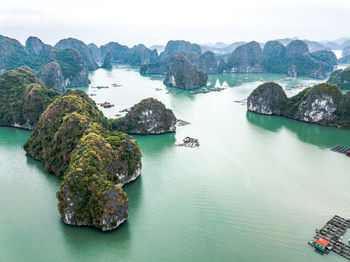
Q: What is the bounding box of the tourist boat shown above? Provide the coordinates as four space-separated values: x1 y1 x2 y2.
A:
100 102 114 108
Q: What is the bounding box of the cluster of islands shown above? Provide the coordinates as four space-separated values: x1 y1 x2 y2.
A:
1 34 350 231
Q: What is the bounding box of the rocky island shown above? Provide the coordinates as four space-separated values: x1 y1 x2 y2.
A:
223 40 337 78
101 52 112 69
327 67 350 89
0 67 60 130
0 35 91 88
247 82 350 128
110 98 177 134
197 51 219 74
226 41 265 73
24 90 142 231
163 55 208 89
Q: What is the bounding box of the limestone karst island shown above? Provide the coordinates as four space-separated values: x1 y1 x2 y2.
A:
1 0 350 261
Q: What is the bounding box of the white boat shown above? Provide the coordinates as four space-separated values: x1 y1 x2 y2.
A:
214 79 221 88
222 81 229 88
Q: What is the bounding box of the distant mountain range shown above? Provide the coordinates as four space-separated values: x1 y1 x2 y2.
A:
1 34 350 90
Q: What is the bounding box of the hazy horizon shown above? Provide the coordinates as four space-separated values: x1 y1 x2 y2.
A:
1 0 350 48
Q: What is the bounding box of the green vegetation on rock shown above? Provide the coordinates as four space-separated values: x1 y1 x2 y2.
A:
55 38 99 70
50 48 89 86
327 67 350 90
110 98 177 134
163 55 207 89
0 68 60 129
248 82 350 128
24 89 142 231
0 35 91 88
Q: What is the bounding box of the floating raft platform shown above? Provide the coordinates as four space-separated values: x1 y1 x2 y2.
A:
309 215 350 260
176 137 199 148
331 145 350 156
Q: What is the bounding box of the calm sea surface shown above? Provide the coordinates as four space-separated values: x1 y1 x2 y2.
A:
1 66 350 261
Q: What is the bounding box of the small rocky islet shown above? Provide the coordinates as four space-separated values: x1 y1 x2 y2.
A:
163 55 208 90
110 97 177 134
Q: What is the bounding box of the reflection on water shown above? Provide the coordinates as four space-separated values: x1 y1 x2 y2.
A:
246 111 350 148
134 133 176 155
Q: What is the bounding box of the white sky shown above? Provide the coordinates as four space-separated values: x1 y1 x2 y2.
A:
0 0 350 47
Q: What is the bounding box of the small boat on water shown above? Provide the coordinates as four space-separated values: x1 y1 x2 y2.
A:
92 86 109 89
214 79 221 88
99 102 114 108
222 81 229 88
119 108 130 113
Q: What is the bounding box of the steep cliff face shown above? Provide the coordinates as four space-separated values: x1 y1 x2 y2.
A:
163 55 207 90
0 35 92 87
293 84 342 123
101 52 112 69
25 36 52 56
55 38 99 70
247 82 287 115
0 68 60 130
88 43 102 63
286 40 309 58
100 42 130 63
40 61 66 93
0 35 37 72
160 40 202 64
197 51 219 74
110 98 177 134
263 41 287 74
218 59 226 73
247 82 350 128
226 41 265 73
285 40 336 78
140 62 169 75
327 67 350 89
24 90 142 231
308 50 337 78
129 44 159 66
51 48 90 87
221 39 336 78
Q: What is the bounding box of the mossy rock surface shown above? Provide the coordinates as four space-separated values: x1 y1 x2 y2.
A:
247 82 287 115
328 67 350 90
163 55 207 90
0 68 60 129
24 90 142 231
110 97 177 134
248 82 350 129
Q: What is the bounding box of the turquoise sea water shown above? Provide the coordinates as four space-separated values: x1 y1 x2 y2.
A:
1 66 350 261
